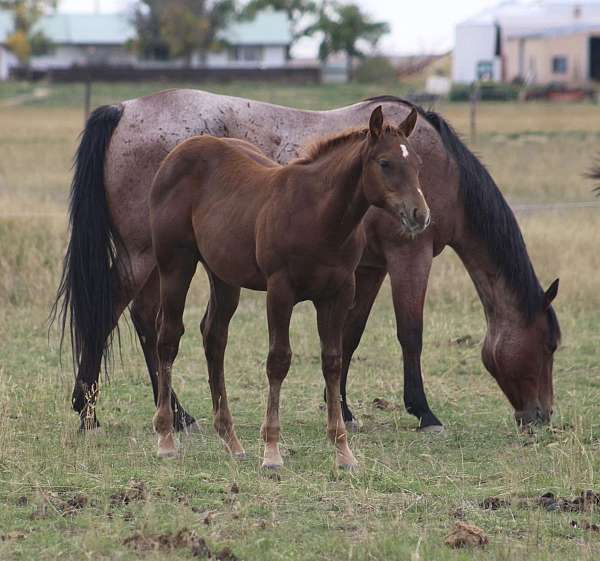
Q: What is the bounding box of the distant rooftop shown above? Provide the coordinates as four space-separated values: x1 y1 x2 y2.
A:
0 9 291 47
221 9 291 45
32 13 135 45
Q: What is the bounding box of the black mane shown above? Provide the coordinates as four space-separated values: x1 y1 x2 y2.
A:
365 95 559 337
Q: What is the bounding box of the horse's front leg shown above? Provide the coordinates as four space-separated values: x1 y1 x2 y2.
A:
386 242 443 432
315 279 358 470
261 274 294 470
339 266 387 431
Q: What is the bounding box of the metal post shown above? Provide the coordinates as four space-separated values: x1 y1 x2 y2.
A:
84 79 92 122
470 80 480 143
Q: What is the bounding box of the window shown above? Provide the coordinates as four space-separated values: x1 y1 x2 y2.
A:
552 56 568 74
476 60 493 80
233 46 263 62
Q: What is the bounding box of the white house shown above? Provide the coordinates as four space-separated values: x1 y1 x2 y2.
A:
453 0 600 84
0 8 292 79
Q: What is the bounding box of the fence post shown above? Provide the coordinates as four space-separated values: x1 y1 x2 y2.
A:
470 81 480 143
84 79 92 122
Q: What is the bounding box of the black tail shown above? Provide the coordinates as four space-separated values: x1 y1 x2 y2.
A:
51 104 125 374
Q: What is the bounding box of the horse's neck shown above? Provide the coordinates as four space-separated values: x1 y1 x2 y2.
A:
451 230 525 331
307 142 369 242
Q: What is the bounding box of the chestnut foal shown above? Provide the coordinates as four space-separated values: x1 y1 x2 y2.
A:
149 106 429 469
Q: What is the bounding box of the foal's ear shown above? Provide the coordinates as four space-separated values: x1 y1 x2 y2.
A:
399 107 418 138
369 106 384 140
543 278 559 309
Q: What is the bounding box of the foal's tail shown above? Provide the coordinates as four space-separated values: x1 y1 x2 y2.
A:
51 104 125 374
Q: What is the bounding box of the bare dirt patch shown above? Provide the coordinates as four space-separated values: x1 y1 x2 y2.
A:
372 398 401 411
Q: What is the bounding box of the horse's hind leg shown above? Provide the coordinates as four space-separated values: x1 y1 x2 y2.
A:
71 267 130 431
130 267 200 433
201 271 244 458
154 248 198 458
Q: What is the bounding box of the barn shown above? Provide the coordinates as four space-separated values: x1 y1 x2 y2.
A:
453 0 600 85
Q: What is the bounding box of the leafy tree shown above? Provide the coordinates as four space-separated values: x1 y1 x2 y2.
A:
160 0 236 65
242 0 316 44
132 0 170 60
0 0 57 63
307 1 389 79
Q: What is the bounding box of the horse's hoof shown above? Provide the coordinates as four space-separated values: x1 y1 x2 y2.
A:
417 424 444 434
183 421 202 434
232 451 247 461
345 419 362 433
261 461 283 470
337 462 359 472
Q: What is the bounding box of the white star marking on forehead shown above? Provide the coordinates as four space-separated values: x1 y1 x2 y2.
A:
400 144 409 159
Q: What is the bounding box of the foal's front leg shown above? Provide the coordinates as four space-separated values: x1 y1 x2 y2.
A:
261 275 294 469
315 280 358 470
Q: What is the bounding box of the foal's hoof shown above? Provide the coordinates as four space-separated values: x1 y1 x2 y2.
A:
158 447 179 459
345 419 362 433
337 463 358 472
261 461 283 471
417 424 445 434
232 450 248 461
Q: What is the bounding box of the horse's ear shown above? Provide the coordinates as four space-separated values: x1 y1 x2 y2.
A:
369 106 384 140
543 278 559 309
399 107 418 138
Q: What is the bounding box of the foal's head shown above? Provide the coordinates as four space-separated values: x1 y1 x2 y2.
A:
362 106 430 235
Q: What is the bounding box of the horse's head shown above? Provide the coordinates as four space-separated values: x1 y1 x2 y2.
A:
362 106 430 235
482 279 560 426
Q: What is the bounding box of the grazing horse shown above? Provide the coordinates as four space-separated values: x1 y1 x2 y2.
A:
53 90 560 434
149 107 429 468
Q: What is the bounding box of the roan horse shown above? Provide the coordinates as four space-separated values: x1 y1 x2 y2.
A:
149 107 429 468
53 90 560 434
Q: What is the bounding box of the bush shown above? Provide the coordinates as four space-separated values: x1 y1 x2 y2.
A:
449 81 520 102
354 56 397 84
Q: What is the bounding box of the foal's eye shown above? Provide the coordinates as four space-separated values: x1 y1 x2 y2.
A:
379 159 390 169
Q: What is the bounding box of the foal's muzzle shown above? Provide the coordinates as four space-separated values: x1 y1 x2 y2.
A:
400 206 430 235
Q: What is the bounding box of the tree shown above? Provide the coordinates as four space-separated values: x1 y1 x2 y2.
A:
242 0 317 45
307 2 389 80
161 0 236 65
132 0 171 60
0 0 57 63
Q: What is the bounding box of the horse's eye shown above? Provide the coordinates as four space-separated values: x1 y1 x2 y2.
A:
379 159 390 169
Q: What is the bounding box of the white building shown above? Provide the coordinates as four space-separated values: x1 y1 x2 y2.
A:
453 0 600 84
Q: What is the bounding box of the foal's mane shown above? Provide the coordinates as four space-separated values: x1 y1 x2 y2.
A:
295 125 401 164
364 95 560 339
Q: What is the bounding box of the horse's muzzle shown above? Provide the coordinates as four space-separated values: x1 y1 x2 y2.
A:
515 406 552 426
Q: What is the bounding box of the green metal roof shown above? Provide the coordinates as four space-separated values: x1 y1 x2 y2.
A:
0 9 290 47
0 11 12 43
33 13 136 45
223 9 292 45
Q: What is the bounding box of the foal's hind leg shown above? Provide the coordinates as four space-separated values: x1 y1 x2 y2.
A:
154 248 198 458
130 267 200 433
315 279 357 470
201 271 244 458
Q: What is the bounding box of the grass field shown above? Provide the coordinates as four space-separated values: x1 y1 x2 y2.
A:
0 81 599 561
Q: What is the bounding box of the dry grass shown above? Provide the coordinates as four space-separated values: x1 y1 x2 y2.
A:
0 84 599 561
